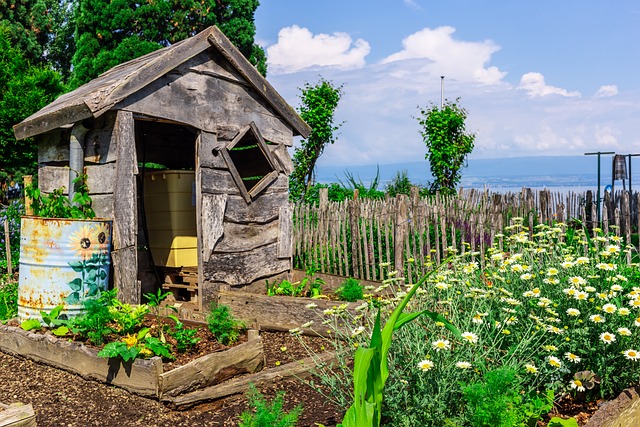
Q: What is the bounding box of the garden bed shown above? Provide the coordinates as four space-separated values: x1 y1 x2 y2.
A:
0 322 263 401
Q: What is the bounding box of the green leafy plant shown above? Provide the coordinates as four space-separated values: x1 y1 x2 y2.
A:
0 277 17 321
69 289 117 345
108 300 149 335
167 314 201 353
548 417 579 427
463 367 553 427
98 327 173 361
339 263 461 427
336 277 363 302
417 98 475 194
207 303 245 346
238 383 302 427
143 288 174 316
25 173 96 219
20 318 42 331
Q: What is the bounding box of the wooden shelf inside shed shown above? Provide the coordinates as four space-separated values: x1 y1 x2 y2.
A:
161 267 198 302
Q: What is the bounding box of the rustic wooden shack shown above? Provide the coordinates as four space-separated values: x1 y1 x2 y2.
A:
13 26 310 309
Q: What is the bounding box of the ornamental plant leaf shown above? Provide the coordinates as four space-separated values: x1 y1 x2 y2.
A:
68 278 83 291
20 318 42 331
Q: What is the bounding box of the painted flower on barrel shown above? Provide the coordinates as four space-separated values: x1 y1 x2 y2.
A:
92 222 111 252
69 225 98 259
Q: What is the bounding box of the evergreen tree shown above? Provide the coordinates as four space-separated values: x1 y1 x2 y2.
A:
71 0 266 87
0 27 65 175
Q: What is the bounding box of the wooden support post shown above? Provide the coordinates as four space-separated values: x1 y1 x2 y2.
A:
3 220 11 275
23 175 33 215
394 194 408 277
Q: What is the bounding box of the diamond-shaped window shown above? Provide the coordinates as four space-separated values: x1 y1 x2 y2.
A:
221 122 280 203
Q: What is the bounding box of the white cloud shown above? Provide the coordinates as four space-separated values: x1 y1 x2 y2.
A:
266 25 370 74
594 85 619 98
381 26 506 85
518 72 580 98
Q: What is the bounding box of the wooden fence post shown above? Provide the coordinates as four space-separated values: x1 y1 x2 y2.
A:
4 220 11 275
394 194 408 278
23 175 33 215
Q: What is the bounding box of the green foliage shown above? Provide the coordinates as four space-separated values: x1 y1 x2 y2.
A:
25 173 96 219
238 383 302 427
0 26 65 175
97 327 172 361
71 0 266 87
336 278 363 302
108 300 149 335
70 289 117 345
143 288 174 316
20 318 42 331
290 78 343 201
385 170 421 197
167 315 201 353
417 98 475 194
207 303 245 346
462 368 553 427
0 276 18 321
266 275 325 298
0 200 24 273
339 265 461 427
40 304 65 327
548 417 579 427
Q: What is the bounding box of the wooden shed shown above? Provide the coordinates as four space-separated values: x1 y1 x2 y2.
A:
13 26 310 309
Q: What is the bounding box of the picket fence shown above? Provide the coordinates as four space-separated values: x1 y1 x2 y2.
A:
292 187 640 283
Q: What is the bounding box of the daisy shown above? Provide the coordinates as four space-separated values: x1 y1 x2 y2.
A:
611 284 624 292
566 308 581 316
525 364 538 374
575 257 590 265
623 349 640 361
569 276 587 287
547 356 562 368
617 327 632 336
455 361 472 369
418 360 434 371
599 332 616 344
602 303 617 314
546 325 564 335
629 299 640 308
461 332 479 344
618 308 631 316
351 326 365 337
635 316 640 327
547 268 560 276
589 314 605 324
564 352 581 363
432 339 451 351
570 379 586 392
543 344 558 352
574 291 589 301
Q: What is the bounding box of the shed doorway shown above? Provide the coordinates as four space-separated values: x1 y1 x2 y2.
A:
135 120 198 302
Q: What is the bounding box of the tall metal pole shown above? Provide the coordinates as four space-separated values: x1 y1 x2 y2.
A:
585 151 615 225
440 76 444 109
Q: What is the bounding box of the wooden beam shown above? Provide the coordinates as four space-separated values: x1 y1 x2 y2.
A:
112 111 139 304
13 102 92 141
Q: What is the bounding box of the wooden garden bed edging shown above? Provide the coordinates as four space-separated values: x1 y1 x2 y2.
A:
0 402 36 427
216 287 360 335
164 351 336 407
0 323 263 400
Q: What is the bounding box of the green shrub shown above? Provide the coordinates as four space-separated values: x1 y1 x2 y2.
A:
238 384 302 427
207 303 245 345
0 276 17 321
336 277 363 302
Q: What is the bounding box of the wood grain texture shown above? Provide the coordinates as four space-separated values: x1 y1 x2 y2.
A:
197 131 226 169
112 110 137 250
111 246 140 305
204 242 289 285
165 352 334 407
277 205 292 259
159 337 264 397
39 164 116 195
215 220 278 253
223 193 287 224
0 403 36 427
200 194 226 263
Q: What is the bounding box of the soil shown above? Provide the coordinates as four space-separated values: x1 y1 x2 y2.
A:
0 329 342 427
0 320 604 427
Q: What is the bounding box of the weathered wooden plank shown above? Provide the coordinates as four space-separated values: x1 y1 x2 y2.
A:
270 143 293 174
224 192 287 224
394 195 408 277
201 168 241 195
216 290 358 333
207 30 311 138
119 54 296 146
0 403 36 427
197 131 227 169
204 242 289 285
0 324 161 397
159 337 264 398
217 215 279 253
38 130 68 164
14 102 92 141
39 163 116 195
111 246 140 305
91 194 115 219
277 205 293 259
201 194 226 262
113 111 137 256
165 353 334 407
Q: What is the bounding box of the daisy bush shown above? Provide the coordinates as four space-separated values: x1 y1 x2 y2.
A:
297 219 640 426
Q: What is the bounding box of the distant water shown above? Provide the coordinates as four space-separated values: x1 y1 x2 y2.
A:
315 156 640 195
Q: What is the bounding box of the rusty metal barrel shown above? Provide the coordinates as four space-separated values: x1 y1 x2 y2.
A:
18 216 112 321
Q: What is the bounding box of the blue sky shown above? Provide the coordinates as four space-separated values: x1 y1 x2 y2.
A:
254 1 640 166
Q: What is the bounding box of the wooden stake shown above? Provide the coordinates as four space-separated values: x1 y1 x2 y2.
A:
4 220 11 275
23 175 33 215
